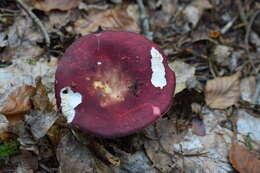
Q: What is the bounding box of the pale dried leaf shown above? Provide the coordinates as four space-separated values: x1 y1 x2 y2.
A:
240 76 256 103
237 110 260 141
26 111 58 139
47 11 76 29
169 60 195 94
0 114 9 133
213 45 233 66
205 72 241 109
0 85 36 116
2 16 44 61
229 144 260 173
31 0 81 12
74 7 140 35
183 0 212 28
0 57 57 110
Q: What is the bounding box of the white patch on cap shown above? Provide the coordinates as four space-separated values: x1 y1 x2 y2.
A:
60 87 82 123
152 106 161 116
150 47 167 89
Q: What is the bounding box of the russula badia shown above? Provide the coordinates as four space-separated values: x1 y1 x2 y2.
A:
55 31 176 137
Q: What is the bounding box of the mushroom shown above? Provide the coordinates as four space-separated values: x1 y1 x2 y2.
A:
55 31 176 138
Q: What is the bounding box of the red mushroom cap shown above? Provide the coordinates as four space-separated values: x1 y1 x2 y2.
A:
55 31 175 137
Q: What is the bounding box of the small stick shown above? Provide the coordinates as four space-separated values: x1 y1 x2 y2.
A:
220 16 238 34
16 0 50 48
236 0 248 25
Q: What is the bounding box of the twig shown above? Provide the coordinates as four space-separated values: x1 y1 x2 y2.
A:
220 16 238 34
0 8 20 13
16 0 50 48
236 0 248 25
244 9 260 74
136 0 153 40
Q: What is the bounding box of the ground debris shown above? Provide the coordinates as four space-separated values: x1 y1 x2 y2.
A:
26 111 58 139
56 133 114 173
1 0 260 172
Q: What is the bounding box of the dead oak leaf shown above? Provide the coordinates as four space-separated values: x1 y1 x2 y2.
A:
229 144 260 173
31 0 81 12
205 72 241 109
0 85 36 116
74 8 140 35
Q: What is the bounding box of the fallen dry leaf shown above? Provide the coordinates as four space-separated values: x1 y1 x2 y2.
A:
32 77 53 112
183 0 212 28
205 72 241 109
0 85 36 117
74 7 140 35
240 76 256 104
212 45 233 66
26 111 58 139
168 60 195 94
0 114 9 133
31 0 81 12
229 144 260 173
236 110 260 141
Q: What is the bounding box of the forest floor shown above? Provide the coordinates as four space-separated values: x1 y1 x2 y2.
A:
0 0 260 173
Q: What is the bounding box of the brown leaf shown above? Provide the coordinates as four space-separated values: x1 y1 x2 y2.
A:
205 72 241 109
229 144 260 173
31 0 81 12
0 85 36 116
74 7 140 35
31 77 53 112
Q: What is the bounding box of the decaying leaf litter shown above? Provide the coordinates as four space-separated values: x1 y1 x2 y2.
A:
0 0 260 173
